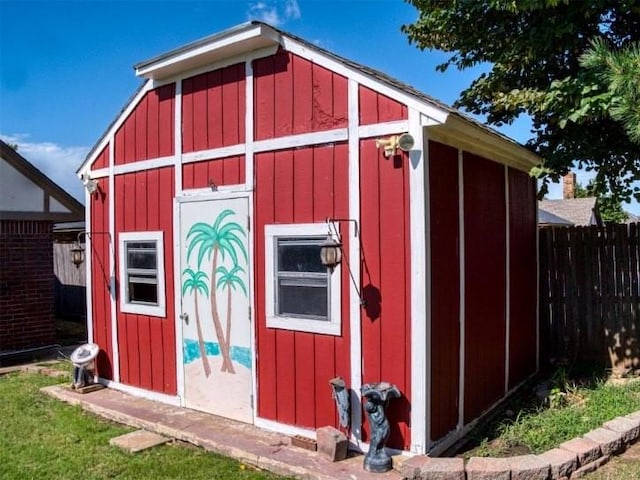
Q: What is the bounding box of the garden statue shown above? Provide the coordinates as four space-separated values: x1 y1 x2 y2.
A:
361 382 401 473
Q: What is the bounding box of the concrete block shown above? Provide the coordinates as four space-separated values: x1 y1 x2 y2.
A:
583 427 624 456
109 429 170 453
537 448 578 479
569 455 609 479
400 456 464 480
625 410 640 422
465 457 511 480
603 416 640 445
508 454 550 480
559 437 601 466
315 426 348 462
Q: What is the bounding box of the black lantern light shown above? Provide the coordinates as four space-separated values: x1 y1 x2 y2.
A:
70 242 85 268
320 236 342 272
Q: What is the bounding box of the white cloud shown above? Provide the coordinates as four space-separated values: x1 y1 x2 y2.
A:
1 133 88 204
247 0 301 26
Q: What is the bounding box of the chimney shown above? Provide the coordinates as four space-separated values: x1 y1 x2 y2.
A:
563 173 576 199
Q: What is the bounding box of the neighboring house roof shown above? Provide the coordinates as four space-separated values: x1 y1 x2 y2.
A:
625 211 640 224
80 21 541 174
0 139 84 222
539 198 600 227
538 208 575 227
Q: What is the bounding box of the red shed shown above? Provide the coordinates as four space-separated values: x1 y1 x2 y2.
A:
78 22 540 454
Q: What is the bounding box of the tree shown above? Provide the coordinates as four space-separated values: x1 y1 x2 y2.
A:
181 268 211 377
574 181 628 224
186 209 247 374
216 263 248 363
402 1 640 202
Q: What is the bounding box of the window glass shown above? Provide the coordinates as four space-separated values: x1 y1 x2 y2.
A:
119 231 165 317
265 223 341 336
277 238 325 273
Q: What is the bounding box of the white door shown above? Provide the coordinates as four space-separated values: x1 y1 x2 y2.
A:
179 196 252 423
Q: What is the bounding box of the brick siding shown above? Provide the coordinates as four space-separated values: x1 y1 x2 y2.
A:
0 220 56 351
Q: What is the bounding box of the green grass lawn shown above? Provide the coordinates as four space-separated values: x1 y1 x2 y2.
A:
0 372 286 480
463 372 640 457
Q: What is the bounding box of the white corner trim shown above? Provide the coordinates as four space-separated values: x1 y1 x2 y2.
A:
347 77 363 445
254 128 348 153
264 223 342 337
358 120 409 139
457 149 466 430
118 231 167 318
98 378 182 406
85 182 94 345
408 108 428 454
504 165 511 394
108 137 119 383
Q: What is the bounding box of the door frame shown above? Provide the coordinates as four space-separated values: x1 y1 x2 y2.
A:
173 190 256 422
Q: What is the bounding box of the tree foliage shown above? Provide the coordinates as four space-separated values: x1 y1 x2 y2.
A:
402 0 640 202
574 180 628 223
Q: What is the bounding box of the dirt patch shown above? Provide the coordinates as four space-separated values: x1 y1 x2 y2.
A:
585 441 640 479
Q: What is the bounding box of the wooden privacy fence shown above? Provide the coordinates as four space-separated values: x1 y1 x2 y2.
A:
53 242 86 319
539 223 640 371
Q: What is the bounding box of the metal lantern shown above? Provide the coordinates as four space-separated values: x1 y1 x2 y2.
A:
320 236 342 272
70 242 85 268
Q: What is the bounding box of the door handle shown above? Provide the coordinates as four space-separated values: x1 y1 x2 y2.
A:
180 313 189 324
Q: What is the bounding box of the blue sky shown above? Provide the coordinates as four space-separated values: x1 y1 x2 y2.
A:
0 0 617 210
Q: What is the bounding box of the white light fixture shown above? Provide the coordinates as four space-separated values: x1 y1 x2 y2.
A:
81 173 99 194
375 133 415 158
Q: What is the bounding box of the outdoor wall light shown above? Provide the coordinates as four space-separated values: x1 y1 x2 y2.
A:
320 236 342 272
70 241 85 268
375 133 415 157
81 173 100 195
69 231 112 268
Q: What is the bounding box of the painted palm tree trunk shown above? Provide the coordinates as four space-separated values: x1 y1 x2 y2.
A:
194 289 211 377
210 247 235 373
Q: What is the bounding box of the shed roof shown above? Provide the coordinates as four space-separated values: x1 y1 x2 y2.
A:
81 21 542 173
539 198 600 227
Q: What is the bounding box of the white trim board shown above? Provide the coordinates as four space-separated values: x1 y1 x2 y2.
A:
347 77 363 446
97 378 182 406
408 108 428 454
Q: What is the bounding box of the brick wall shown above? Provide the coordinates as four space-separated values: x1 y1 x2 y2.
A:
0 220 56 352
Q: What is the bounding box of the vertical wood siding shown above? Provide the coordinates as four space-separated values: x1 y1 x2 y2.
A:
114 167 176 394
508 168 537 388
114 85 175 165
359 139 412 450
253 51 348 140
358 86 408 125
182 155 245 189
93 145 110 170
90 177 113 379
254 143 350 429
463 152 507 423
182 63 246 152
428 140 461 442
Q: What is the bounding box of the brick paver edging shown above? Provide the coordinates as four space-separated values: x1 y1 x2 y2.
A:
400 411 640 480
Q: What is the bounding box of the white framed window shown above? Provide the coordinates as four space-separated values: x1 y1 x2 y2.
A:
118 231 166 317
265 223 342 336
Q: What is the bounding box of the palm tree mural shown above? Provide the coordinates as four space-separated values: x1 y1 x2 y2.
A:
216 263 248 371
186 209 247 374
181 268 211 377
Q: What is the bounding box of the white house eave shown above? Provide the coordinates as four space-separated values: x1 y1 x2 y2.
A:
135 23 280 80
427 115 541 173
